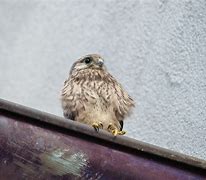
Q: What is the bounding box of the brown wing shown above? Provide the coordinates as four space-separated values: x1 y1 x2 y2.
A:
61 78 84 121
119 120 124 131
108 74 135 122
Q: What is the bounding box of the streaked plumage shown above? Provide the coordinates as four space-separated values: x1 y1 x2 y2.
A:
61 54 134 135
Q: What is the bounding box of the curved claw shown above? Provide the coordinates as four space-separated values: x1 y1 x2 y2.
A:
92 122 103 132
108 123 126 136
117 130 126 135
112 129 118 136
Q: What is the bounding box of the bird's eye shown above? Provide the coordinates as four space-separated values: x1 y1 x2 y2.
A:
84 57 92 64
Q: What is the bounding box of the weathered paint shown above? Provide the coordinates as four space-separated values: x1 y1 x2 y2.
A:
0 99 206 179
40 149 88 176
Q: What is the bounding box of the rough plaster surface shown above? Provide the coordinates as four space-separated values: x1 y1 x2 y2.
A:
0 0 206 159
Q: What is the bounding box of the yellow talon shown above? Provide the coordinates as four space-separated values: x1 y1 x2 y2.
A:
107 123 126 136
92 122 103 132
117 130 126 135
112 129 118 136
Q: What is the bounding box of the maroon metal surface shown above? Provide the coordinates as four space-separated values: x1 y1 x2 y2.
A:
0 99 206 180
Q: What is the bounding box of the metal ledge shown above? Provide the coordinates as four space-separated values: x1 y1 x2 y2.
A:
0 98 206 179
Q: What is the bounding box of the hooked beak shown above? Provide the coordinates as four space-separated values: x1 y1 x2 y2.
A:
97 58 104 67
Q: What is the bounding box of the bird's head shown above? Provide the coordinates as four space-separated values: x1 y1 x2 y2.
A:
70 54 106 75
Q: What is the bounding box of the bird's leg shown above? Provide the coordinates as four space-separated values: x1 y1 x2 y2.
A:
92 122 103 132
107 123 126 136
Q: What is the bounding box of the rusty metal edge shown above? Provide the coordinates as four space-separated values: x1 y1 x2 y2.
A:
0 98 206 170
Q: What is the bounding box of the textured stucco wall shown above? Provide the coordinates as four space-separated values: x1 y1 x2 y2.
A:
0 0 206 159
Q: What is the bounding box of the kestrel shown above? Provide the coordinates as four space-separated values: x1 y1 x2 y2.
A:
61 54 134 136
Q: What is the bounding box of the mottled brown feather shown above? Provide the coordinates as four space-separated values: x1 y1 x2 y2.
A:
61 54 134 131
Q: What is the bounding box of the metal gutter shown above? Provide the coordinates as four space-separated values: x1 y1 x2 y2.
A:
0 98 206 179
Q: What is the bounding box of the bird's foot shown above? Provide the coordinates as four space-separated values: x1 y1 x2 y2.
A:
111 129 126 136
92 122 103 132
107 123 126 136
117 130 126 135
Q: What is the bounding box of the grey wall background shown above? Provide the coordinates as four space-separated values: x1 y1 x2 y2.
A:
0 0 206 160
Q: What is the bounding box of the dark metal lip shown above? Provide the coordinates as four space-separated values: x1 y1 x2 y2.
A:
0 98 206 170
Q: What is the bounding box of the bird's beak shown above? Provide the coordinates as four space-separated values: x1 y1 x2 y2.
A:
97 58 104 67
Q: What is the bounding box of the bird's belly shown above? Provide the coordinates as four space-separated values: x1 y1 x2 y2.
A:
79 105 118 130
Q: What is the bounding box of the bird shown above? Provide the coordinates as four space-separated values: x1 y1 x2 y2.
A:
61 54 134 136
